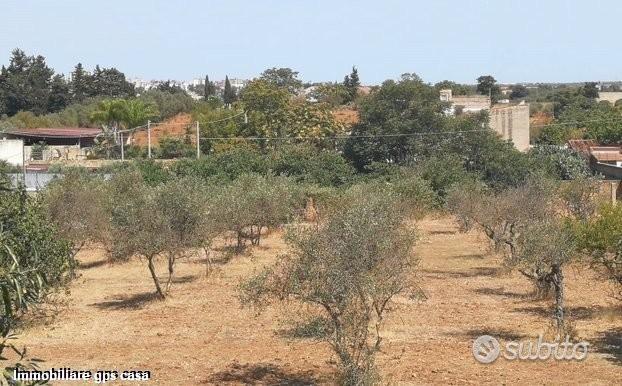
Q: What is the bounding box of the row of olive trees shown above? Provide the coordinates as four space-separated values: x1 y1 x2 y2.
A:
44 170 305 299
45 171 430 384
447 175 604 333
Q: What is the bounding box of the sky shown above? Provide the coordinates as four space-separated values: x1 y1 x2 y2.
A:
1 0 620 85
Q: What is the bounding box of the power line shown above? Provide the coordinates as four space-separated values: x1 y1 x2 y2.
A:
199 129 493 141
530 116 622 129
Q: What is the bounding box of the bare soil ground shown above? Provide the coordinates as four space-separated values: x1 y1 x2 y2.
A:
16 216 621 385
332 107 359 127
131 114 194 148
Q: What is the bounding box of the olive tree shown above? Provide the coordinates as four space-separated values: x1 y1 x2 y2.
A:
447 178 556 295
43 170 109 259
514 220 577 332
448 177 581 333
557 175 600 221
214 174 302 251
108 173 220 297
153 177 214 289
108 172 170 298
240 191 419 384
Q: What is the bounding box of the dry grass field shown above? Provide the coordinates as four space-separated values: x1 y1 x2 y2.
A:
16 216 621 385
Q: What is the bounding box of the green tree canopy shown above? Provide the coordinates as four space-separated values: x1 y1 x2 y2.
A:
259 67 303 94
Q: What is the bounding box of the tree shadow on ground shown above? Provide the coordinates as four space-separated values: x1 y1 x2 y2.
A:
79 259 109 269
474 286 529 300
190 254 234 267
513 305 621 320
446 327 528 342
171 275 197 284
89 292 160 310
421 266 501 279
593 328 622 365
428 230 457 235
451 253 486 260
204 362 321 385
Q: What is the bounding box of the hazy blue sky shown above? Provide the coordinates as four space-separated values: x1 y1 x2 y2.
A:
1 0 619 84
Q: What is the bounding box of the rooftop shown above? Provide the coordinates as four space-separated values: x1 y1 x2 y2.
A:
2 127 102 139
590 146 622 162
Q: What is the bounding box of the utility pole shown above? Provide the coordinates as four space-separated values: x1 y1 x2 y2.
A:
196 121 200 159
21 139 26 187
147 120 152 159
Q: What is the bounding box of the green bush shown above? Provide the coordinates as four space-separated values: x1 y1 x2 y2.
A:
270 144 355 187
528 145 591 180
172 146 270 181
415 154 475 202
0 187 74 321
157 137 195 159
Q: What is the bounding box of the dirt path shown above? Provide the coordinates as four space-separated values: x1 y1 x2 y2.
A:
16 217 621 385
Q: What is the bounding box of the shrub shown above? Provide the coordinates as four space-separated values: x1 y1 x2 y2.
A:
0 181 74 383
171 146 269 181
0 188 74 297
157 136 195 159
528 145 591 180
134 160 171 186
578 204 622 300
415 154 475 202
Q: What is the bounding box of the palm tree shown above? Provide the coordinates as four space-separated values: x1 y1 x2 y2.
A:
121 99 158 129
90 99 127 132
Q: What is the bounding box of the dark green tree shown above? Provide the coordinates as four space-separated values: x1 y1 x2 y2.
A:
89 64 103 96
580 82 599 99
343 65 360 101
71 63 90 102
0 49 54 116
97 67 135 98
343 74 447 169
203 75 217 100
156 80 185 94
203 75 211 100
47 74 71 112
476 75 501 102
509 84 529 99
434 80 472 95
259 67 303 94
223 75 237 106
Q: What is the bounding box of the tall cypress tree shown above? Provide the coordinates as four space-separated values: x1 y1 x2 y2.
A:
223 76 236 106
71 63 89 102
203 75 210 100
47 74 71 113
344 66 360 101
204 75 216 100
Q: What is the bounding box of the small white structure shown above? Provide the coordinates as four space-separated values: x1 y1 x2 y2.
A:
0 139 24 167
